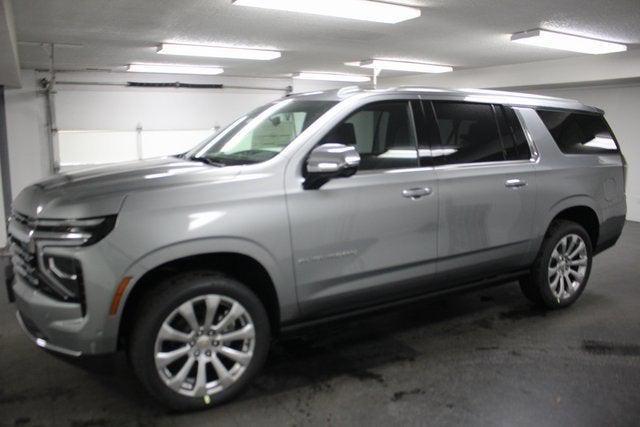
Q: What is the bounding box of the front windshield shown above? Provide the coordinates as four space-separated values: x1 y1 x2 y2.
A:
186 99 338 166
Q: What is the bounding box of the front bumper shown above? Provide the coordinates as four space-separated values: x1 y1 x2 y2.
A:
16 310 82 357
10 252 125 356
13 277 86 356
6 210 137 355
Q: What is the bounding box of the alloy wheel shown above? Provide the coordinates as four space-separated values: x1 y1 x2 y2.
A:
547 233 589 300
153 295 256 398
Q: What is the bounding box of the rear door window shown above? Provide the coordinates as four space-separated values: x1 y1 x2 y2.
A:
431 101 505 165
537 110 619 154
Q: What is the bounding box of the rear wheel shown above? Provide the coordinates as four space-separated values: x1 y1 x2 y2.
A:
128 271 270 411
520 220 593 309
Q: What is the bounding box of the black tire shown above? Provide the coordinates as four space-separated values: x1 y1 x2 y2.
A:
519 220 593 309
128 271 271 411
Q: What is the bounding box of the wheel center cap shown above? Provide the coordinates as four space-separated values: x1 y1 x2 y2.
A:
196 336 210 350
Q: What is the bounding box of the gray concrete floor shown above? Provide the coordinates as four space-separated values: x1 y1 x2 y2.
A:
1 222 639 426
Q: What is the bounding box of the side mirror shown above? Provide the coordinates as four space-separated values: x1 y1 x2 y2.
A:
303 143 360 190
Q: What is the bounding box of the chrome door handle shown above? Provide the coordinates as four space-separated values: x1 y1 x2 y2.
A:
402 187 432 199
505 178 527 189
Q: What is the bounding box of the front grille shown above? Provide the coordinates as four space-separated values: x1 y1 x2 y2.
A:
8 211 79 302
12 210 32 228
9 236 39 287
9 236 61 300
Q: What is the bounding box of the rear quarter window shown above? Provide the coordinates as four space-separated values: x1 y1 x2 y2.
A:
537 110 619 154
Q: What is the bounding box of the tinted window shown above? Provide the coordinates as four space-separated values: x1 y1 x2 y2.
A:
431 102 505 165
320 101 419 171
495 106 531 160
538 110 619 154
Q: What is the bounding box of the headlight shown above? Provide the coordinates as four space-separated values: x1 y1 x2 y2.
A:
9 212 117 309
33 215 117 246
34 216 116 306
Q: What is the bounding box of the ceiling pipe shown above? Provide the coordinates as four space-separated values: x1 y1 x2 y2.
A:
38 43 60 174
53 80 292 93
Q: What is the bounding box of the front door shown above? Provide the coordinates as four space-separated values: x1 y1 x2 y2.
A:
286 99 439 317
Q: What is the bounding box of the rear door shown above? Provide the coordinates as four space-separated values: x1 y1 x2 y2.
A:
425 100 538 285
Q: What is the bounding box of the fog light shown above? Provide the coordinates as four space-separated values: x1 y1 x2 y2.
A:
42 255 83 300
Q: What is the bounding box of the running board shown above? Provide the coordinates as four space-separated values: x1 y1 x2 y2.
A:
279 270 528 336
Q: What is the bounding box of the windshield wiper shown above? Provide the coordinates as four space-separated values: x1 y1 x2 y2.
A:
190 156 226 167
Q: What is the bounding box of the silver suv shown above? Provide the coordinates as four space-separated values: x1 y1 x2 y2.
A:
7 87 627 410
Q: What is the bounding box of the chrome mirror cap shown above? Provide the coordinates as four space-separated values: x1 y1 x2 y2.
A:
306 143 360 173
304 143 360 189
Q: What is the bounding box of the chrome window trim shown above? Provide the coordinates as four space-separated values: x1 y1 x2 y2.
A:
433 159 536 171
348 165 437 176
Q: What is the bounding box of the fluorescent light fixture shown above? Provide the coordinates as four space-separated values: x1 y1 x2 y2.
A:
127 63 224 75
351 59 453 73
293 72 371 82
232 0 421 24
158 43 281 60
511 29 627 54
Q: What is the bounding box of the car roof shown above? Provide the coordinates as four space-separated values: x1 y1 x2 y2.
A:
288 86 602 114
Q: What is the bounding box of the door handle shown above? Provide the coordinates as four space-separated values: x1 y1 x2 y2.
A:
402 187 432 199
505 178 527 189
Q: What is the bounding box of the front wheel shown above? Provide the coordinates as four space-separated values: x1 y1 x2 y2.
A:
520 220 593 309
128 272 270 411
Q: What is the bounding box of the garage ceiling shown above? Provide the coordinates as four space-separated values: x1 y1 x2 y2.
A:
11 0 640 79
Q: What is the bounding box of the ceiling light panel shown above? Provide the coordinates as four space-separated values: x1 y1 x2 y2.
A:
293 72 371 82
511 29 627 54
127 64 224 75
158 43 281 60
354 59 453 73
232 0 421 24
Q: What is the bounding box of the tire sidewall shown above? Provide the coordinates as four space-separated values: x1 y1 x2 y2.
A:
537 222 593 308
129 272 270 411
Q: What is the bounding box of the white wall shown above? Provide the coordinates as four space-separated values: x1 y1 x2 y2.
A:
4 69 49 198
524 83 640 222
55 79 290 167
55 78 288 131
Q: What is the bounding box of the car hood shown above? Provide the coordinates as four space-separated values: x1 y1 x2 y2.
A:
12 158 242 219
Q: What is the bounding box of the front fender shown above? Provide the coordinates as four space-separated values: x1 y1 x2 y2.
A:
105 237 298 346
